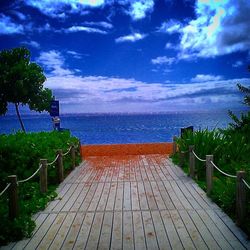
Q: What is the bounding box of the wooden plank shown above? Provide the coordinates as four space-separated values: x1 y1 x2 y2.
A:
11 213 48 249
157 181 175 210
85 212 104 249
176 180 201 209
160 210 183 249
137 181 149 210
97 182 111 211
123 182 131 210
163 181 183 210
44 183 72 212
52 184 78 212
206 209 246 249
61 183 84 211
169 210 195 249
110 212 123 250
133 211 147 250
114 182 123 211
48 212 76 250
25 213 57 250
151 210 171 250
70 182 92 211
106 182 118 211
187 210 221 249
123 211 134 250
196 209 233 249
88 182 105 211
170 180 193 209
144 181 158 210
142 211 159 250
74 212 95 249
98 212 113 250
131 181 140 210
60 212 86 249
79 182 98 211
178 210 208 249
150 181 166 210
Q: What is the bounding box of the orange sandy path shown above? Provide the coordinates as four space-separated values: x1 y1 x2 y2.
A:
81 142 173 158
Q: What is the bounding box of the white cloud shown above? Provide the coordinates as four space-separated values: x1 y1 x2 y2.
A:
165 42 175 49
157 19 182 34
24 0 153 20
176 0 250 59
128 0 154 20
83 21 113 29
151 56 175 65
25 0 104 18
191 74 223 82
11 11 26 20
63 26 108 34
22 40 40 48
115 33 146 43
232 60 243 68
67 50 83 59
0 14 23 35
37 50 74 76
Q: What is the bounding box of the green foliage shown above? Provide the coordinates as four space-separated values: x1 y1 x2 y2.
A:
173 125 250 236
0 47 52 131
0 131 81 245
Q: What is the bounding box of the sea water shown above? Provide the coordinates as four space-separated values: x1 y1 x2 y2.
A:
0 112 234 144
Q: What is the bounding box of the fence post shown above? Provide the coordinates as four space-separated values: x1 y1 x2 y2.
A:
173 136 177 155
8 175 19 220
40 159 48 193
189 145 195 178
236 171 246 227
70 144 76 170
179 151 185 168
79 140 82 159
206 155 214 196
56 149 64 183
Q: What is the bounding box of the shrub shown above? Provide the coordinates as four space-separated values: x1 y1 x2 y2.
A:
0 131 81 245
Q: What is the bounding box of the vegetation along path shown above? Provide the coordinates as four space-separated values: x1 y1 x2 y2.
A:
3 154 250 249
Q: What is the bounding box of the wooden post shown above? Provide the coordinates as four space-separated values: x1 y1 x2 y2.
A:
189 145 195 178
236 171 246 227
40 159 48 193
206 155 214 196
56 150 64 183
8 175 19 220
179 151 185 168
173 136 177 155
79 140 82 159
70 145 76 170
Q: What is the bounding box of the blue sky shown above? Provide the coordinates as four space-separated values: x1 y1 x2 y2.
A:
0 0 250 113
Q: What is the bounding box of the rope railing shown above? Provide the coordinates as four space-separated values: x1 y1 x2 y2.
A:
47 154 60 166
191 150 206 162
62 146 73 157
210 160 237 178
242 179 250 190
0 183 11 197
17 164 43 184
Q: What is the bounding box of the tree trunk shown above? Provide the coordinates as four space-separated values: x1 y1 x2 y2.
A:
15 103 26 133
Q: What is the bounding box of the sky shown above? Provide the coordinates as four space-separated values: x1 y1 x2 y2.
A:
0 0 250 113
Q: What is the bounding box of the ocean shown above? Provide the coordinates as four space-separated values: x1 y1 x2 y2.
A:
0 112 234 144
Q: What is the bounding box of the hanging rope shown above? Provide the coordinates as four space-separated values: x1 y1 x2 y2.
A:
192 150 206 162
0 183 11 197
210 161 237 178
17 164 43 184
47 154 60 166
242 179 250 190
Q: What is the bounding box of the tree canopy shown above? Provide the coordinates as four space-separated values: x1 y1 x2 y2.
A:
0 47 52 132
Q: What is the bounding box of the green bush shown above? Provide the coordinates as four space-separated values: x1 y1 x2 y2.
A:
173 125 250 236
0 131 81 245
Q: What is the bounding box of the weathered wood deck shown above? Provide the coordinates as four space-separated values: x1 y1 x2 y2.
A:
3 154 249 249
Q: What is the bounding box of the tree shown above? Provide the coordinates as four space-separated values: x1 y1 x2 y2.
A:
228 65 250 131
0 47 52 132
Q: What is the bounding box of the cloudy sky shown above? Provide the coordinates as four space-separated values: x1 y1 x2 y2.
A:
1 0 250 113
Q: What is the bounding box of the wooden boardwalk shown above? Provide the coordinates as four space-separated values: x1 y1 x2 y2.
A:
3 154 249 249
